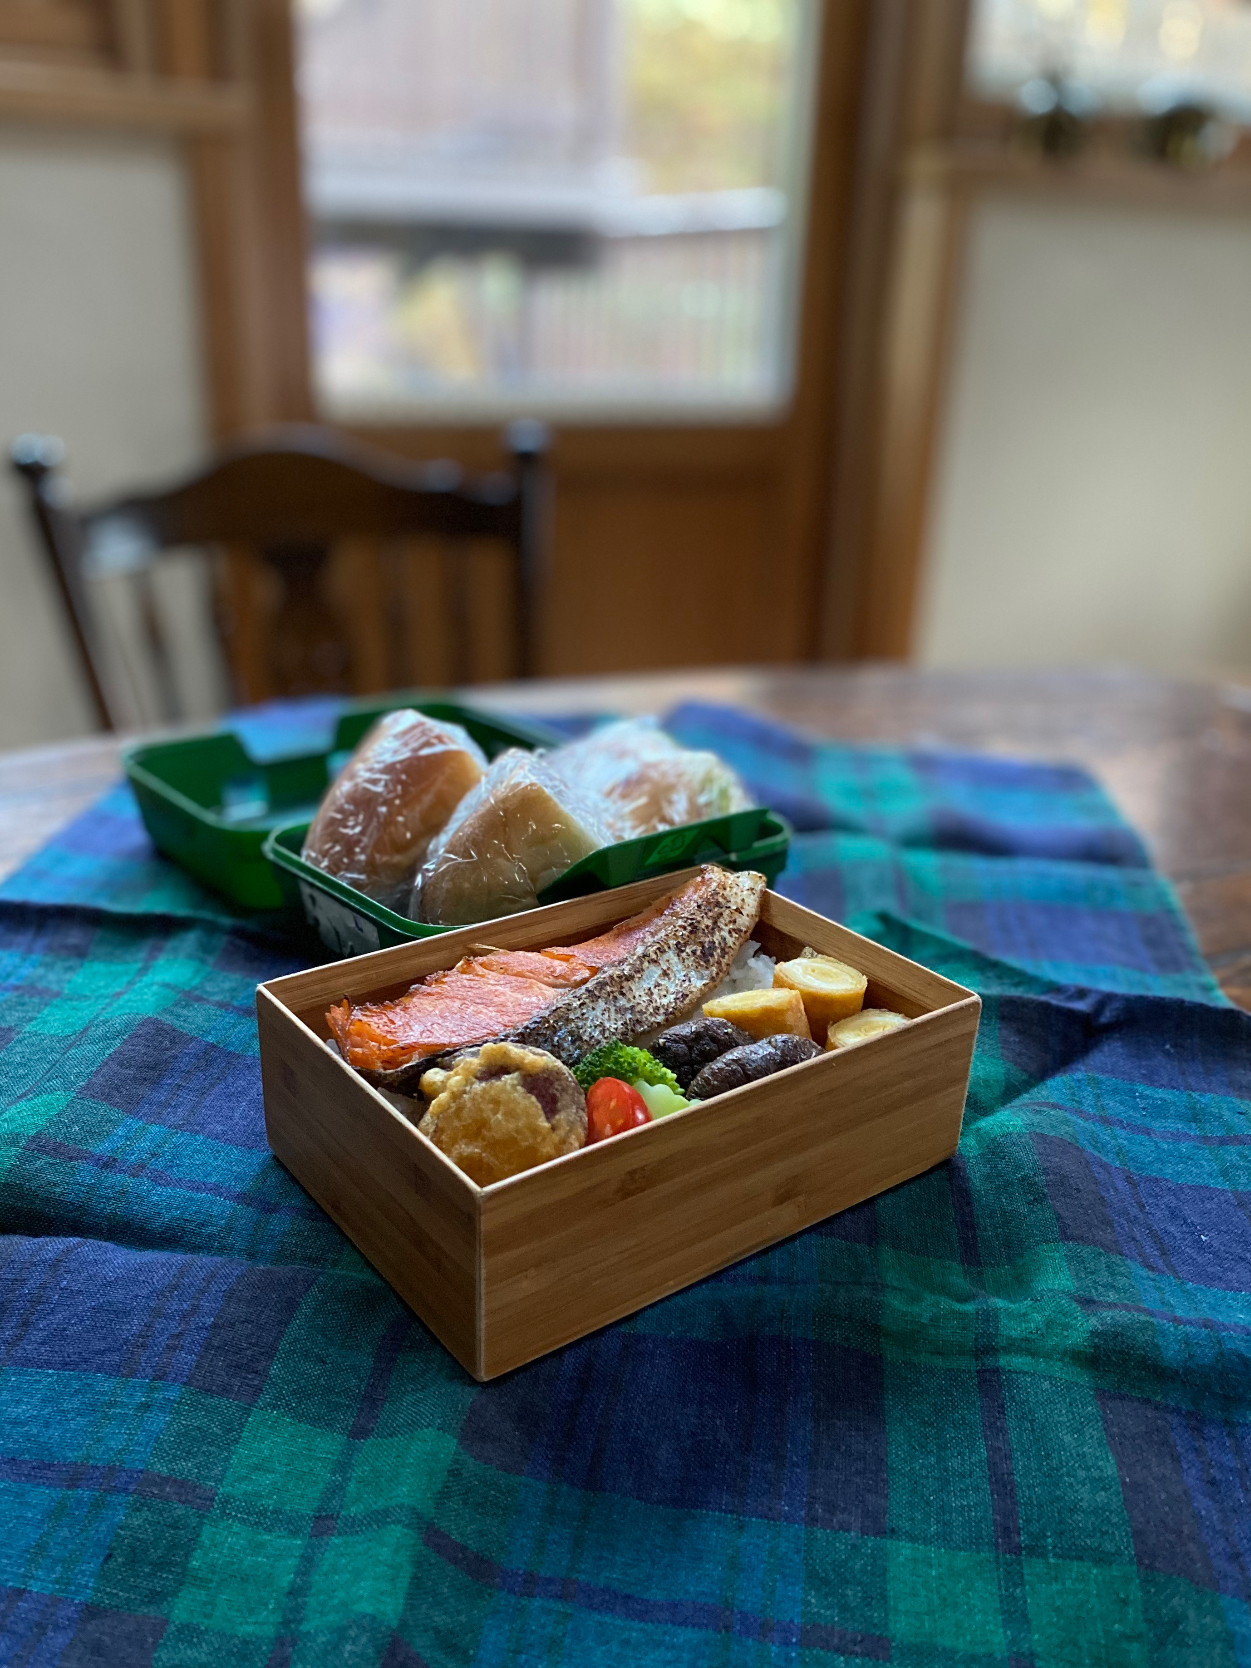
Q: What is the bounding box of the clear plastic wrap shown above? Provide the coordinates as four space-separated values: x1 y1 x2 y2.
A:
550 718 753 837
412 748 618 925
302 710 486 910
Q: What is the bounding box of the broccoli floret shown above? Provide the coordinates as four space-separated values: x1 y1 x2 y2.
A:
574 1041 680 1094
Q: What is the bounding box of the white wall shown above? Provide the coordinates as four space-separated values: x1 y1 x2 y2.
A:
0 125 207 746
915 193 1251 679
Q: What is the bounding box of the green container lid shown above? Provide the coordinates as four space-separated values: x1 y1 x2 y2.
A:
123 693 561 911
263 809 792 961
536 805 788 903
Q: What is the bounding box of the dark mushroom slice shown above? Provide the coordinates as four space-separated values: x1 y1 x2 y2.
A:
687 1033 821 1099
650 1015 754 1090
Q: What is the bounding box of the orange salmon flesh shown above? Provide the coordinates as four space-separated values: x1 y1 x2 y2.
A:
327 891 673 1074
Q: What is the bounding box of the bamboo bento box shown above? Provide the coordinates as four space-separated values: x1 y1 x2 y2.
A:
256 869 981 1381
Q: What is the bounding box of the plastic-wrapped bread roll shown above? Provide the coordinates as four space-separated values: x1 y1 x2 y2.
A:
302 710 486 909
413 750 618 925
551 719 753 837
603 750 753 835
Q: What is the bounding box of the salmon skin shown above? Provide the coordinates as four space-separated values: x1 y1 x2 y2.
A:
514 866 765 1065
327 866 765 1088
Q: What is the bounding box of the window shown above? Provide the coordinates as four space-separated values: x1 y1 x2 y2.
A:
968 0 1251 120
296 0 817 418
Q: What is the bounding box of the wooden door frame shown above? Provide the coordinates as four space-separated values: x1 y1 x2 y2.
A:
166 0 313 435
816 0 973 661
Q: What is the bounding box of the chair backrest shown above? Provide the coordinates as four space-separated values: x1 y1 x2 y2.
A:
9 422 549 730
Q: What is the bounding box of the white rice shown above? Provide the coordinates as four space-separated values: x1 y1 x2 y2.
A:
377 1088 420 1122
703 940 775 1005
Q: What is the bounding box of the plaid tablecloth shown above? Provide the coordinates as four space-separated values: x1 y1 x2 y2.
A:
1 700 1248 1668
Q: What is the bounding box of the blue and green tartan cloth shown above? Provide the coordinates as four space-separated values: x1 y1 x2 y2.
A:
2 699 1249 1668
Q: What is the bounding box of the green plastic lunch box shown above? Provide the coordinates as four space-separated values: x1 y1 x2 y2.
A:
122 695 561 911
262 805 792 959
124 691 793 943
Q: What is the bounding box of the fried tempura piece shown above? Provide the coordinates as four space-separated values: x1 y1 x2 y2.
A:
418 1042 586 1185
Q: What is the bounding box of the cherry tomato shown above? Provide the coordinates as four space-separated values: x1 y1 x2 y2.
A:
586 1077 651 1142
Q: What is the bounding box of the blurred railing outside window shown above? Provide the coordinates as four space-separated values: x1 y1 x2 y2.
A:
969 0 1251 119
296 0 816 419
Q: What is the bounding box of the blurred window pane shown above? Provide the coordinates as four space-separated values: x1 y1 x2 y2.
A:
296 0 816 418
968 0 1251 119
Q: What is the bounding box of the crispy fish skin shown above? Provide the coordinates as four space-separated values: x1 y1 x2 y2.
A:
511 866 766 1065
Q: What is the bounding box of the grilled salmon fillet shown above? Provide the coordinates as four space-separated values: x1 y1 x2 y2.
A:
327 865 765 1085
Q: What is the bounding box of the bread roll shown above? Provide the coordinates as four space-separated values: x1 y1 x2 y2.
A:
302 710 486 909
601 751 752 835
551 720 752 837
413 749 616 925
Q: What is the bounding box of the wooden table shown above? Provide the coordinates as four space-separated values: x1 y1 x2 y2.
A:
1 665 1247 1010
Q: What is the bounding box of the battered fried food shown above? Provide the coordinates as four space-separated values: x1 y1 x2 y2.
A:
418 1042 586 1185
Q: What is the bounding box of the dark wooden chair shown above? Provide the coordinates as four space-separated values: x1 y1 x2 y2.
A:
9 422 549 730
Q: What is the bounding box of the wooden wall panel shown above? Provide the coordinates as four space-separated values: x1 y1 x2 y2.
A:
460 541 517 686
543 477 778 674
0 0 108 63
